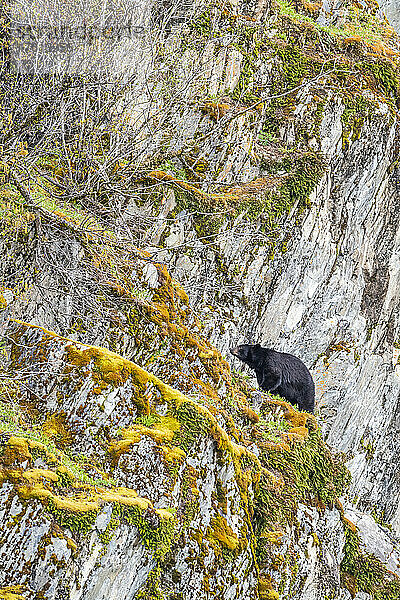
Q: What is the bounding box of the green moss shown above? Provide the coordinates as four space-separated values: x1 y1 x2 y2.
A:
190 9 213 38
232 30 262 104
115 503 176 560
254 429 350 560
98 509 121 548
173 402 211 451
279 151 325 208
341 523 400 598
274 431 350 504
245 151 327 236
4 313 356 598
360 437 375 461
359 60 399 100
46 499 98 535
135 567 164 600
341 96 376 151
276 43 311 91
274 0 315 25
274 0 398 57
0 397 115 489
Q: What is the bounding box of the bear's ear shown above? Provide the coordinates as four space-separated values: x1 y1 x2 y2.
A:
254 343 261 349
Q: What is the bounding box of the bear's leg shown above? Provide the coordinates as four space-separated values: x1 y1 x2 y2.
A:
297 388 315 413
257 371 282 392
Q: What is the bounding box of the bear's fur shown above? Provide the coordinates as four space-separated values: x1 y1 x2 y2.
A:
230 343 315 413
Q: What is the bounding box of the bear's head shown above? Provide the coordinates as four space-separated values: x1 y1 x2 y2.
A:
230 343 261 367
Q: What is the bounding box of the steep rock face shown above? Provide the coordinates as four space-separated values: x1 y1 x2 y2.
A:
2 0 400 598
245 98 400 528
0 321 353 600
114 0 400 537
378 0 400 33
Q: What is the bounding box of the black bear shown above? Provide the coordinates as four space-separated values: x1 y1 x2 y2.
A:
230 343 315 413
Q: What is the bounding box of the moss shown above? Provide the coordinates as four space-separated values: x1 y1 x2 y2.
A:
0 586 26 600
274 0 398 58
253 427 350 562
311 532 320 546
359 60 399 100
262 530 284 544
222 150 326 241
116 503 176 560
278 151 326 211
0 432 171 544
1 435 32 465
0 292 7 310
42 413 72 448
200 102 231 120
259 575 280 600
341 95 376 151
340 522 400 598
46 498 99 535
275 43 312 92
207 514 239 553
215 479 228 513
272 430 350 505
0 403 113 489
360 437 375 461
160 445 186 463
21 468 59 483
135 567 164 600
108 436 141 461
190 9 213 38
261 591 280 600
232 28 263 104
6 320 354 598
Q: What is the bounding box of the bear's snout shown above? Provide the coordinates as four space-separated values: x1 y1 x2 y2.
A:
230 347 239 357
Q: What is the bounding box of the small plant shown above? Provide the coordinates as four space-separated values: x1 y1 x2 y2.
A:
258 131 278 145
135 414 160 428
258 414 291 443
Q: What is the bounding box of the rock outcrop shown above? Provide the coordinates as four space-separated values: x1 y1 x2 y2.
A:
0 320 348 600
378 0 400 33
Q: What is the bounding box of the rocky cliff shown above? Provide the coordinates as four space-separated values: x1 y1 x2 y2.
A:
378 0 400 33
1 0 400 599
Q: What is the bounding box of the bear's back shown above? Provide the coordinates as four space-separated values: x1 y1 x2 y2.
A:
263 348 315 412
266 349 313 382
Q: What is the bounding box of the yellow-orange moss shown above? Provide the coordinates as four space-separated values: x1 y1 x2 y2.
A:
42 413 72 447
259 575 280 600
261 530 284 544
299 0 321 14
21 468 59 483
0 585 26 600
119 416 180 447
207 514 239 552
287 426 309 439
342 516 358 533
145 171 239 206
200 102 231 120
17 483 53 501
2 436 32 466
266 398 317 431
108 436 141 461
0 292 7 310
160 445 186 463
65 342 150 413
240 404 260 423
